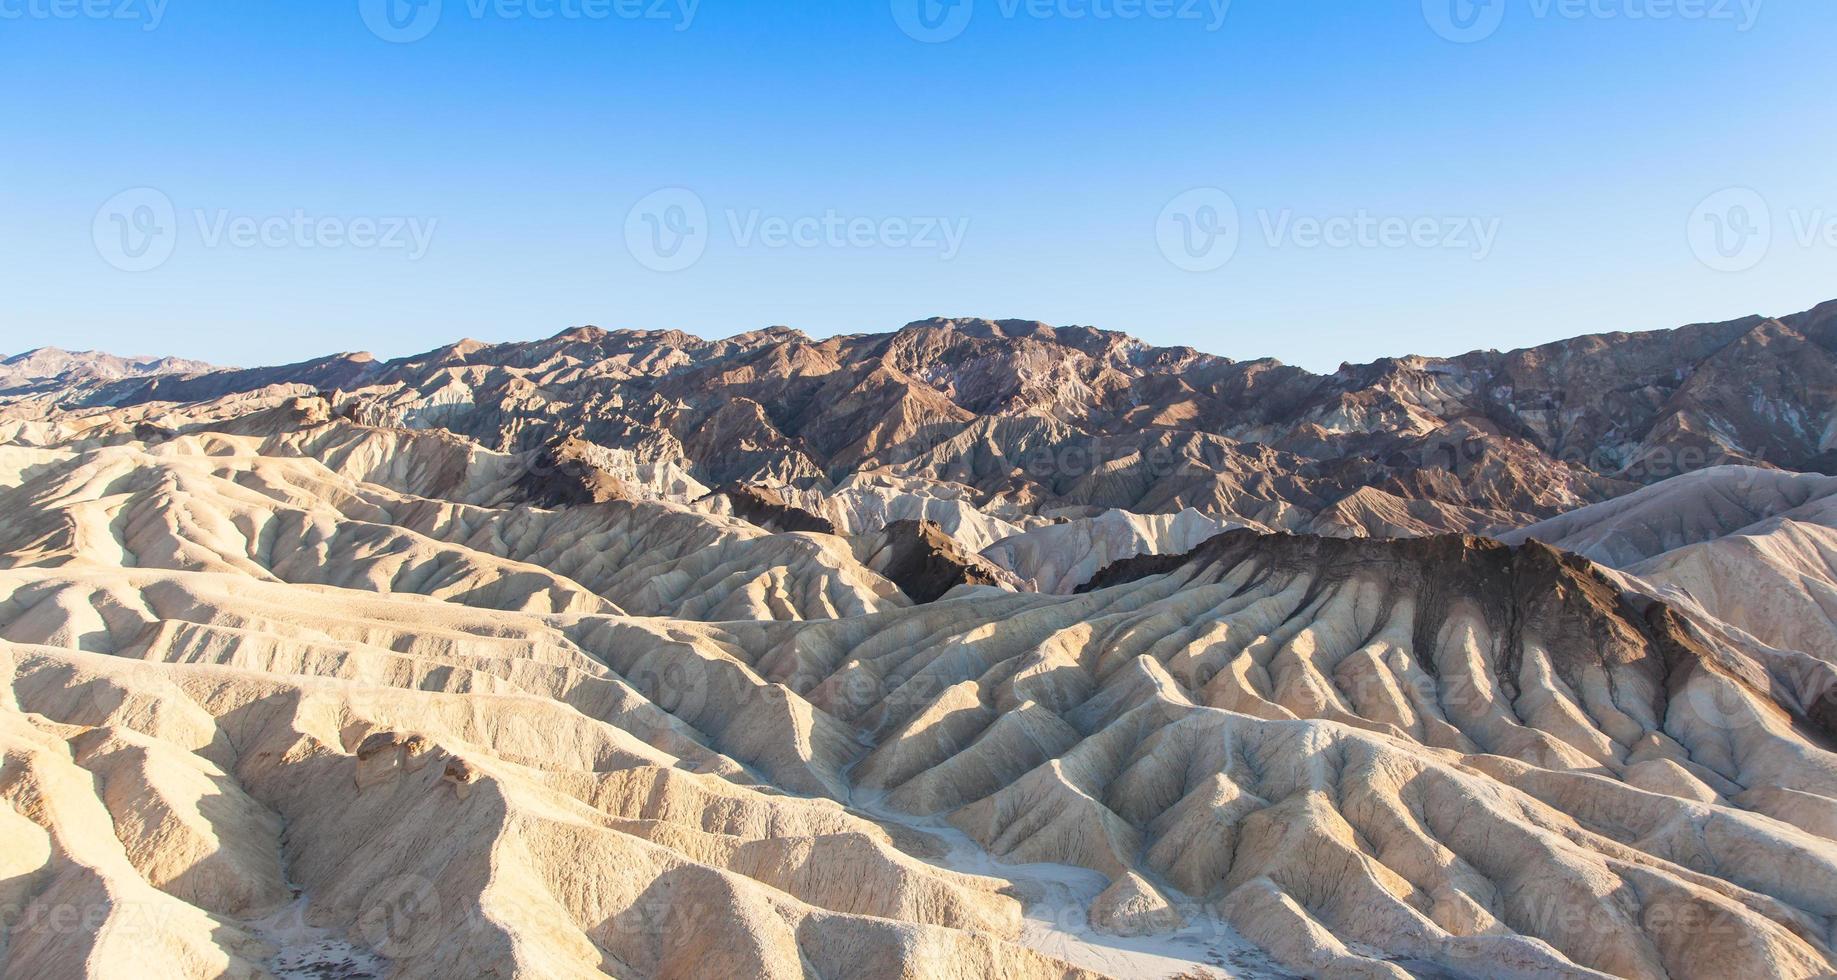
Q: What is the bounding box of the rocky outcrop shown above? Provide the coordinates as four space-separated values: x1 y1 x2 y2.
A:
855 520 1023 603
696 483 837 534
515 436 640 507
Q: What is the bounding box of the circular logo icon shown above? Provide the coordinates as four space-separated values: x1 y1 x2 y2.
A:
356 874 442 958
1676 677 1758 735
360 0 443 43
1689 187 1772 273
1156 188 1240 273
624 188 709 273
1423 0 1506 43
623 650 713 725
891 0 974 43
94 188 178 273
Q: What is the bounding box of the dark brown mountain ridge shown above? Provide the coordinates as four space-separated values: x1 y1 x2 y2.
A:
11 299 1837 539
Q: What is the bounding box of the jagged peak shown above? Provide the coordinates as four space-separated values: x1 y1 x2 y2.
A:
4 346 71 362
551 325 610 343
723 325 809 345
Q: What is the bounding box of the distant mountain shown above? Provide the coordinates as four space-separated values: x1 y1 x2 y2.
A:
10 300 1837 539
0 346 215 396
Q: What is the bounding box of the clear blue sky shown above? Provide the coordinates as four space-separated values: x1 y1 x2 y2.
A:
3 0 1833 371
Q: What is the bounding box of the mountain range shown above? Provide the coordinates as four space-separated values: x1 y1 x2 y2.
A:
16 300 1837 548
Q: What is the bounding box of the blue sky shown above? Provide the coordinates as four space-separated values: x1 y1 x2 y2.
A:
2 0 1833 371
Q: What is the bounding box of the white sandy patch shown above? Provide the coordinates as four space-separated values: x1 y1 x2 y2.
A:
251 895 387 980
852 789 1288 979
